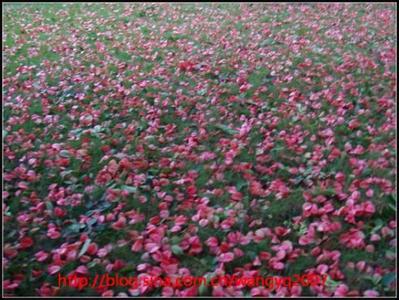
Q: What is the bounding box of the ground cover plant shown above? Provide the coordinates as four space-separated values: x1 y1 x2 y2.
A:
2 2 397 297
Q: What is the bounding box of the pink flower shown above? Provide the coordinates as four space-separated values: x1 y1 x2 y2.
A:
363 290 379 297
97 247 109 258
356 261 366 272
218 252 234 263
363 201 375 214
334 284 349 296
299 234 314 246
249 180 264 196
3 280 20 290
162 287 174 297
144 242 160 254
366 189 374 197
199 151 216 161
275 250 286 261
339 229 365 249
75 265 89 275
335 172 345 183
35 251 49 262
137 264 148 271
187 236 202 255
170 225 182 233
269 179 290 199
48 265 61 275
37 283 58 296
206 237 219 248
316 264 329 274
271 261 285 270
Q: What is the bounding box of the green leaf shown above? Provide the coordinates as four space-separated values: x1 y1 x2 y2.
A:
78 238 91 257
298 223 308 235
99 202 112 211
198 282 208 295
59 150 70 158
325 276 340 288
237 180 247 191
197 88 207 96
170 236 181 245
68 223 81 233
247 251 257 260
372 219 384 233
87 218 97 226
85 209 96 217
121 185 137 193
364 275 381 285
214 124 238 135
381 272 395 287
199 273 213 295
87 261 97 268
93 125 102 133
171 245 184 256
388 203 396 212
45 201 54 211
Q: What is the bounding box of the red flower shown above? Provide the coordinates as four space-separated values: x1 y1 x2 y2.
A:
19 236 34 249
86 243 98 256
249 180 264 196
131 240 143 252
112 216 127 230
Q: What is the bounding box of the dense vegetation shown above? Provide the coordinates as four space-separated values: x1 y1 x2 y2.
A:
3 3 396 297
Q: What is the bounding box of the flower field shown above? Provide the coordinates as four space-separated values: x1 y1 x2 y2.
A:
2 3 397 297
